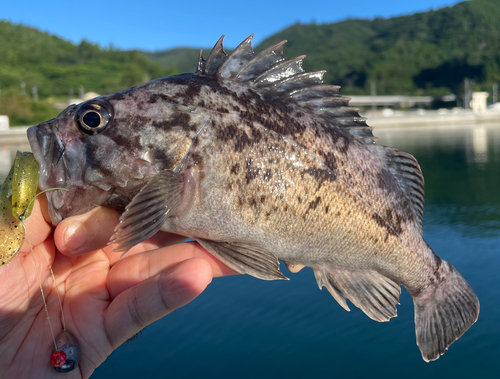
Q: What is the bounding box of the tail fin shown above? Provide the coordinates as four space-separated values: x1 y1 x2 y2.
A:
413 260 479 361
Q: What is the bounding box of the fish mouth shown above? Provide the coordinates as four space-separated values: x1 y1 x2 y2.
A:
27 124 109 225
28 123 59 187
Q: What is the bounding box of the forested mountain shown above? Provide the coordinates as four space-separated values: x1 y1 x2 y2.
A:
1 0 499 124
0 22 176 124
146 0 500 97
255 0 500 96
0 22 176 99
3 0 499 98
142 48 204 77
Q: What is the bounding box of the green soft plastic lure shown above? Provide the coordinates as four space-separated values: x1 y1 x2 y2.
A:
0 152 81 371
0 151 39 265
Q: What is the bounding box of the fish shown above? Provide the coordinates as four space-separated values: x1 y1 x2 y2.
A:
0 151 39 265
27 35 479 361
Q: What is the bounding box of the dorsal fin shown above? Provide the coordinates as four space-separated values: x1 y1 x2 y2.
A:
218 34 256 78
196 35 425 229
197 35 375 144
381 147 425 232
235 40 287 81
269 70 326 93
289 84 340 100
254 55 306 86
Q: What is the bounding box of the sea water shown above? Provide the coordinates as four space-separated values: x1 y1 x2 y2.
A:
92 123 500 378
5 123 499 378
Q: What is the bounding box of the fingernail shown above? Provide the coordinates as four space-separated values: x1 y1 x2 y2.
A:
65 222 86 253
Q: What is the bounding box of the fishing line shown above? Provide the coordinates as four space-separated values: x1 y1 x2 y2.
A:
20 188 69 351
20 188 81 371
23 222 58 351
24 188 69 332
22 214 76 371
2 152 81 371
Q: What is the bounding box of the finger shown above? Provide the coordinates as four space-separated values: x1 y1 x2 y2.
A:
19 196 52 254
55 205 186 259
54 206 120 256
107 241 238 299
104 257 212 348
104 231 189 267
38 191 52 224
137 231 188 251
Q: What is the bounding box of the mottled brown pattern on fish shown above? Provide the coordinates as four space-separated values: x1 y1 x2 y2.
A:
183 76 413 250
189 124 407 274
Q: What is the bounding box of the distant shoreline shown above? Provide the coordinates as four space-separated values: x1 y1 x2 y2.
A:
0 126 30 146
2 110 499 146
367 109 500 128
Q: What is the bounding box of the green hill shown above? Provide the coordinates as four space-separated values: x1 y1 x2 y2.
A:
143 48 205 76
254 0 500 95
0 21 177 124
256 0 500 96
0 21 176 99
1 0 499 124
145 0 500 98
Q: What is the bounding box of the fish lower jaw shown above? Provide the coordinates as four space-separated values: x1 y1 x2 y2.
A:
45 188 72 225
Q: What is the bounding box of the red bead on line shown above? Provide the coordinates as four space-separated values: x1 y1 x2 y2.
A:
50 350 67 367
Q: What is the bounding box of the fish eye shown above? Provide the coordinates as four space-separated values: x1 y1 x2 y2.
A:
76 99 114 135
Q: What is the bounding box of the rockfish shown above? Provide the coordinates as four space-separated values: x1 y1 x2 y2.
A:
27 35 479 361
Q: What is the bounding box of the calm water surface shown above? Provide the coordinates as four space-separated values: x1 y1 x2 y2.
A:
93 123 500 379
4 123 500 378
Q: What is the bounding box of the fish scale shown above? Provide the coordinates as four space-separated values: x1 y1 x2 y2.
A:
194 123 405 270
27 34 479 362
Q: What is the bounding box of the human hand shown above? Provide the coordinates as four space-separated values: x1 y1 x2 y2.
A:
0 195 236 379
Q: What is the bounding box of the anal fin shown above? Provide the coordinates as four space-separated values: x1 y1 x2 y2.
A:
314 265 401 322
197 239 288 281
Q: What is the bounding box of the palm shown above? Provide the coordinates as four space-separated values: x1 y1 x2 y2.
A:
0 196 235 379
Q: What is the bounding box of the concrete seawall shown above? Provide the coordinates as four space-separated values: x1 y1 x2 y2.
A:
0 126 29 146
367 109 500 128
1 110 499 146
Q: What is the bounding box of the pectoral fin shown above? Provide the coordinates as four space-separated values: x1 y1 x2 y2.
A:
110 170 183 253
197 239 288 281
314 265 401 322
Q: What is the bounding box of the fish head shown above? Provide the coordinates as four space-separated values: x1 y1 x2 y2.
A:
27 89 164 225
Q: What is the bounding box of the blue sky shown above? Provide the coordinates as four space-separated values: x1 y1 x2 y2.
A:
2 0 462 51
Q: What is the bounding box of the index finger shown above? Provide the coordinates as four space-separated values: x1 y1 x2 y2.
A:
54 205 187 263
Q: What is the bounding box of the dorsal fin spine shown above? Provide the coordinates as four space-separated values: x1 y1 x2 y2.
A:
195 49 206 74
218 34 255 78
289 84 341 100
205 35 228 75
254 55 306 86
277 70 326 83
234 40 287 81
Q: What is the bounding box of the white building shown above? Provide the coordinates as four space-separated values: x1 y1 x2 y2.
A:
470 92 489 113
0 115 9 131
